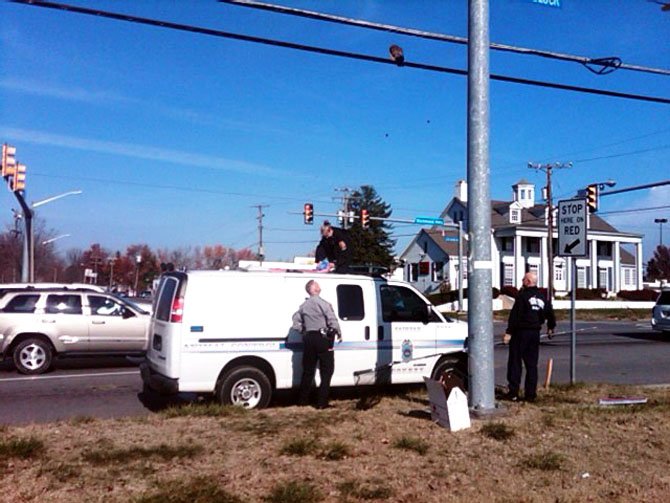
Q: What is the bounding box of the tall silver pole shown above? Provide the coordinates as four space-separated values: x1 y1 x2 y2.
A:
467 0 495 412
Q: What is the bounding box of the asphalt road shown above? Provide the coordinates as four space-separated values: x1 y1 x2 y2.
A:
1 320 667 425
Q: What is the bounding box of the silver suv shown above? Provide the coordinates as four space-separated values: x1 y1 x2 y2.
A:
0 289 149 375
651 288 670 334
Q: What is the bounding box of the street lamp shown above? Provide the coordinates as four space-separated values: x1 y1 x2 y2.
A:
654 218 668 247
108 257 116 291
25 190 83 281
41 234 71 246
134 254 142 295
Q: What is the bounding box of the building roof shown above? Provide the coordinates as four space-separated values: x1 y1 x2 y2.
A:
420 228 460 257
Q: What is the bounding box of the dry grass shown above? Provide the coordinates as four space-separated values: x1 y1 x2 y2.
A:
2 383 670 502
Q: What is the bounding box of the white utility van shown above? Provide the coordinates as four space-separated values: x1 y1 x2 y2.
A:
141 270 468 408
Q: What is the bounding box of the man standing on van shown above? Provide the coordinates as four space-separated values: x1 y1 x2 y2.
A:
292 280 341 409
319 221 352 273
502 272 556 402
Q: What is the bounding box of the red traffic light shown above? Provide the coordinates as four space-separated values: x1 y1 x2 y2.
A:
360 208 370 229
303 203 314 224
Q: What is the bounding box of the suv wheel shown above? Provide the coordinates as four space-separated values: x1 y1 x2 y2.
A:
218 366 272 409
13 337 53 375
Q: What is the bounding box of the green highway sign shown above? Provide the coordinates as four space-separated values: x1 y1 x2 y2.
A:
414 216 444 226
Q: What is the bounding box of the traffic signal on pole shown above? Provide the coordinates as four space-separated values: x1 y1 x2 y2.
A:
586 184 598 213
11 163 26 192
303 203 314 224
2 144 17 178
360 208 370 229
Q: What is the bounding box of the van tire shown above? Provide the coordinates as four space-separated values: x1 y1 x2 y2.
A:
218 366 272 409
431 355 468 391
13 337 53 375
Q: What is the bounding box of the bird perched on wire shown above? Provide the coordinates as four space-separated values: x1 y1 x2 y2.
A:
389 44 404 66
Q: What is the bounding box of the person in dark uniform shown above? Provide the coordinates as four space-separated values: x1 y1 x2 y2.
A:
292 280 341 409
318 221 352 273
502 272 556 402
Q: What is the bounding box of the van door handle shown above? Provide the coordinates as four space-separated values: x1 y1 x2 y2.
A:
364 326 370 340
92 321 106 325
378 326 384 340
41 319 56 323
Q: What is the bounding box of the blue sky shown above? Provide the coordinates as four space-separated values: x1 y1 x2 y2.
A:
1 0 669 261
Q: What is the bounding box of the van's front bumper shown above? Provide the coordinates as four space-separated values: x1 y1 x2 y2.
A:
140 361 179 395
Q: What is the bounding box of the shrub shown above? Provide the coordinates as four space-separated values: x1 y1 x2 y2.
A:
393 436 429 456
264 481 323 503
138 477 243 503
617 289 658 301
521 451 564 471
480 422 515 441
0 437 44 459
576 288 606 300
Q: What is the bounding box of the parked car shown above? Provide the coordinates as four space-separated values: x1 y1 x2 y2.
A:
651 288 670 333
141 270 468 409
0 283 106 303
0 289 150 375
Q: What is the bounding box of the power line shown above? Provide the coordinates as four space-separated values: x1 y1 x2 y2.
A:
220 0 670 77
573 144 670 163
12 0 670 105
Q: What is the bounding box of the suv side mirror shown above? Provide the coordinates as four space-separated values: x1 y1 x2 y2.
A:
122 308 135 319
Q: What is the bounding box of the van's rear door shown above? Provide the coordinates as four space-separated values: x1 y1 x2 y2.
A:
146 273 185 378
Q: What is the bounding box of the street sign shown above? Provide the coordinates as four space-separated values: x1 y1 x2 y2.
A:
557 198 588 257
443 236 459 242
414 216 444 226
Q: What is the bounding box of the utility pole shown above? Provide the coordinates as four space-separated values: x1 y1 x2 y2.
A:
253 204 269 265
655 218 668 246
528 161 572 300
334 187 356 229
467 0 496 414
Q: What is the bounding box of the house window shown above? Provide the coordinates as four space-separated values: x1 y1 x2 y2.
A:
554 263 564 282
597 242 613 257
623 267 634 287
408 263 418 282
510 209 521 224
419 261 430 276
577 267 587 288
432 262 444 282
501 237 514 252
525 238 540 254
503 263 515 287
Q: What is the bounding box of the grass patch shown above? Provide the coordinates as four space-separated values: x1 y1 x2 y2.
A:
137 477 243 503
320 441 351 461
480 422 515 441
38 461 81 483
69 415 96 425
338 479 394 500
0 436 44 459
521 451 565 471
264 480 323 503
161 402 249 418
83 442 203 465
393 436 429 456
280 437 319 457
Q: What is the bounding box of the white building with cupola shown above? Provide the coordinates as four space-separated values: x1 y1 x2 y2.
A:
400 179 643 295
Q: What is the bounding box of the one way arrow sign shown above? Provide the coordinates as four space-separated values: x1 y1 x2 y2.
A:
558 199 588 257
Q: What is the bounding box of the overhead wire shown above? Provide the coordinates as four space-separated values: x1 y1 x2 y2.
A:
219 0 670 77
11 0 670 105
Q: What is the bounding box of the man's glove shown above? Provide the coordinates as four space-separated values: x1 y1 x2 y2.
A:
502 333 511 345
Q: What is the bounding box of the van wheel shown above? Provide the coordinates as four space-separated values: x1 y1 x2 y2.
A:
431 355 468 391
13 337 53 375
218 367 272 409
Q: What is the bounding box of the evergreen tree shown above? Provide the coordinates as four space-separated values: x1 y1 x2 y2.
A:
348 185 395 268
646 244 670 281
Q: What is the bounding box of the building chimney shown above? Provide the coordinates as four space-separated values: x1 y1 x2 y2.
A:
455 180 467 202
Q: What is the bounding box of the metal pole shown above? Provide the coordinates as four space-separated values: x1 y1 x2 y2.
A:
570 258 577 384
458 220 464 312
467 0 495 412
546 168 554 301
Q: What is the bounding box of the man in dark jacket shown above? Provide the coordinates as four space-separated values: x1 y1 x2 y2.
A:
503 272 556 402
318 221 352 273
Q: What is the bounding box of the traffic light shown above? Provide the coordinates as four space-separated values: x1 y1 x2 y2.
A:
303 203 314 224
11 163 26 192
2 144 17 177
586 184 598 213
360 208 370 229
